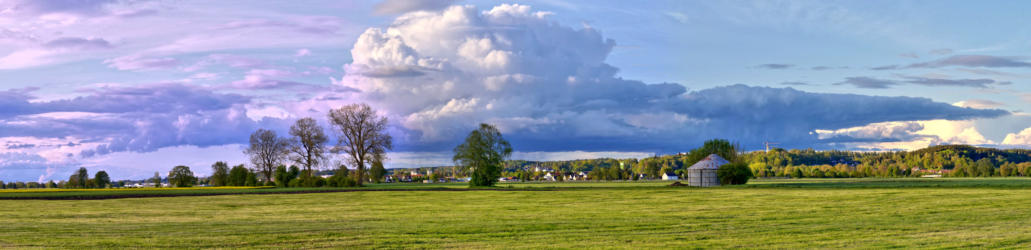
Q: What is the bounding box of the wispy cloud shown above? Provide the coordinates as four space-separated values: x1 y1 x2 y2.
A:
755 63 793 69
907 55 1031 68
902 76 1008 88
835 77 899 89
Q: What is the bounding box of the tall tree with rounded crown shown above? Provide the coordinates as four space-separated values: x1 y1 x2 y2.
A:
453 123 513 187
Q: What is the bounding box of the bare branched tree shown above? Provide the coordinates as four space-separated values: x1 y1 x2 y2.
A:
289 117 329 176
245 129 290 182
328 103 392 186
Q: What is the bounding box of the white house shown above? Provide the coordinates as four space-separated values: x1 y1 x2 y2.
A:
662 172 679 181
542 172 556 181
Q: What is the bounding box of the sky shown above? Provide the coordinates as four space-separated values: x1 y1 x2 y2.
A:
1 0 1030 182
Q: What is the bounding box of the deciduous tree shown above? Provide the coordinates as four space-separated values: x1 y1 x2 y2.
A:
245 129 290 183
94 171 110 188
688 139 739 166
289 117 329 176
151 172 162 188
453 123 512 187
228 164 249 186
68 167 89 189
210 161 230 186
328 103 393 186
369 158 386 183
717 162 753 185
274 165 290 187
168 165 197 187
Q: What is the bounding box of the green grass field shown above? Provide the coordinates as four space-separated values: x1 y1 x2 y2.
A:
2 178 1031 248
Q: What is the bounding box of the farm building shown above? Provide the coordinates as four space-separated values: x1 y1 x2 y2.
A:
687 154 728 187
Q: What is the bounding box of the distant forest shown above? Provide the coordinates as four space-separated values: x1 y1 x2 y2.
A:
475 145 1031 180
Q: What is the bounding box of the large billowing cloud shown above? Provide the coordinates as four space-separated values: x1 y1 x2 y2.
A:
337 4 1007 152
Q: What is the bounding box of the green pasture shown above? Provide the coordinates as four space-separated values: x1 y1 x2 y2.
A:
2 178 1031 248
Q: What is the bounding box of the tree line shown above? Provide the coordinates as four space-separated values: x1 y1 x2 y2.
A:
741 145 1031 178
2 103 391 189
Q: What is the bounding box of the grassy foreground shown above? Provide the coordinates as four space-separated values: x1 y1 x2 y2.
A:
1 178 1031 248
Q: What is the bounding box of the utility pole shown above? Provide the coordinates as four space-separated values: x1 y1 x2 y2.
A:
764 141 779 153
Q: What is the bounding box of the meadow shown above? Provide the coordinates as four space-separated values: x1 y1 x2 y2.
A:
2 178 1031 248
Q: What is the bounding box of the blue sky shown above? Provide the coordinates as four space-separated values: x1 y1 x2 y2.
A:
1 0 1030 181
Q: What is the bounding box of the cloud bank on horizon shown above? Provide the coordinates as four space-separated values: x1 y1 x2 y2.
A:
0 0 1029 181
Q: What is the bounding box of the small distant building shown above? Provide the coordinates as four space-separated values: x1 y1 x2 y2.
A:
542 172 556 181
662 172 679 181
687 154 728 187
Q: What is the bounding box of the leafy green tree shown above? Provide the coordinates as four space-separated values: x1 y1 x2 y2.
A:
288 166 300 182
65 175 77 189
0 181 5 189
210 161 230 186
974 158 994 177
245 171 258 186
94 171 111 188
1000 163 1014 177
369 158 386 183
791 167 804 178
453 123 513 187
718 162 753 185
71 167 89 189
168 166 197 187
46 181 56 188
151 172 162 188
688 139 739 166
228 164 249 186
274 165 289 187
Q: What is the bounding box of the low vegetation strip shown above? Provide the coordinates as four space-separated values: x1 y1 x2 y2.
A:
743 177 1031 189
2 180 1031 248
4 178 1031 200
0 186 557 200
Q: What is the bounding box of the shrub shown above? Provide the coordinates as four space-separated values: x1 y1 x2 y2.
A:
228 165 250 186
244 172 258 186
295 175 326 187
274 165 289 187
717 162 753 185
328 168 356 187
